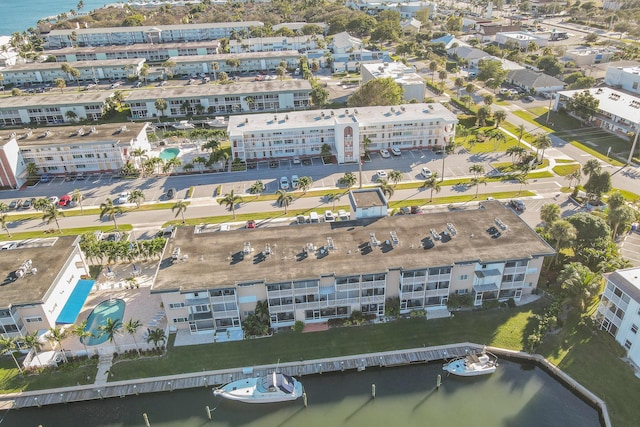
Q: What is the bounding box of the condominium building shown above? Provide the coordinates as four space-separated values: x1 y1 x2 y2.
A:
1 58 146 86
44 40 221 63
495 31 548 49
126 80 311 119
153 201 554 335
564 46 618 66
555 87 640 135
0 237 90 344
0 92 114 126
595 267 640 368
227 103 457 163
43 22 263 49
605 64 640 96
0 122 151 177
361 62 426 102
168 50 300 76
329 32 391 73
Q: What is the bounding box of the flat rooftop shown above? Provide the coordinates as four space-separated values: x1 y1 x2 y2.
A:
0 237 77 307
4 58 144 72
0 122 148 147
153 201 555 293
126 80 311 101
559 87 640 124
351 189 386 207
605 267 640 303
228 103 457 135
46 40 221 54
46 21 263 36
171 50 299 63
0 92 112 108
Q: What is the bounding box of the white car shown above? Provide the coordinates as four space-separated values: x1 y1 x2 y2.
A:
115 192 130 204
280 176 290 190
291 175 299 188
421 167 433 179
338 209 349 221
324 210 335 222
376 170 388 180
391 147 402 156
379 149 391 158
48 196 59 205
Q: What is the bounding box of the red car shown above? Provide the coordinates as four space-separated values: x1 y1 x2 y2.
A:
58 195 72 207
246 220 256 229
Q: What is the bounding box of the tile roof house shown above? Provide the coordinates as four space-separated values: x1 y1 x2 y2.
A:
506 69 565 94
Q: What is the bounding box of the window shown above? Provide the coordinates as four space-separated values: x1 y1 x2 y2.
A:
25 316 43 323
624 340 632 350
632 324 638 334
173 317 187 323
459 274 468 281
169 302 185 309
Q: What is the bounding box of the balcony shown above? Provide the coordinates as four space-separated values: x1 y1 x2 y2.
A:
185 297 210 306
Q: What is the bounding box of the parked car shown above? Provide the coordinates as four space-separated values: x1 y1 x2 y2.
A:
22 198 35 209
523 96 535 102
296 215 307 224
115 192 130 204
166 188 176 199
397 206 411 215
379 149 391 158
338 209 349 221
376 170 388 180
309 211 320 223
280 176 290 190
411 205 424 214
421 167 433 179
291 175 299 188
246 220 256 229
40 173 52 183
391 147 402 156
324 210 335 222
58 195 71 207
48 196 59 205
508 199 526 212
292 156 301 165
8 200 21 210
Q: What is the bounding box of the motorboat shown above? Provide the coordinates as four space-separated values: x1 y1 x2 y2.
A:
205 116 227 128
173 120 195 130
213 372 303 404
443 351 498 377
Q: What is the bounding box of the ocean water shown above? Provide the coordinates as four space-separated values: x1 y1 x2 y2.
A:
0 0 112 35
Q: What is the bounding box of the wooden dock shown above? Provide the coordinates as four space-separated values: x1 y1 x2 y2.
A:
0 342 481 410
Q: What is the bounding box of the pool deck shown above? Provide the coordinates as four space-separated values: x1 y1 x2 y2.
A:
0 343 611 427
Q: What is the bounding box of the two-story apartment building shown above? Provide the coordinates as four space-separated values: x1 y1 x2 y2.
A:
605 64 640 96
0 237 91 345
361 62 426 102
329 32 391 73
126 80 311 119
1 58 146 86
226 103 457 164
0 92 114 126
43 22 263 48
0 122 150 177
152 201 554 336
167 50 300 76
228 35 322 54
595 267 640 368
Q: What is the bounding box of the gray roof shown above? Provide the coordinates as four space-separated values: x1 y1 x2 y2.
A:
506 69 564 88
0 237 77 307
0 92 112 108
170 50 300 63
331 32 363 50
46 22 263 36
48 40 221 55
447 46 491 61
126 80 312 102
152 201 555 293
604 268 640 303
4 58 144 72
0 122 148 148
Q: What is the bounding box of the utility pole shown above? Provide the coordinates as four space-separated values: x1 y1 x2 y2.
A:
628 123 640 164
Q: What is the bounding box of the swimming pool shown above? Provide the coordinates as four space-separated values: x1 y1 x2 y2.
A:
82 299 126 346
159 148 180 161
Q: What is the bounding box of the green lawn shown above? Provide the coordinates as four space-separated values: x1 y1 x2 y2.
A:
0 225 133 241
552 163 580 176
0 357 98 393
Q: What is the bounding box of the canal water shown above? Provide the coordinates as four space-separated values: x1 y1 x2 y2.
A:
2 360 601 427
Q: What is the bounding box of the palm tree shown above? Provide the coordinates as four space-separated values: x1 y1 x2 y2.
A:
71 189 84 212
128 190 145 208
98 317 122 347
211 61 219 81
42 205 64 233
338 172 357 190
0 202 8 213
583 159 601 178
47 326 68 363
549 220 577 263
0 214 11 238
533 134 552 161
155 98 168 117
515 172 529 195
146 328 167 349
0 336 23 375
540 203 560 230
506 146 527 165
488 129 507 151
100 198 123 230
469 164 485 178
71 320 93 358
23 331 43 367
276 189 293 214
388 170 403 187
421 174 441 202
559 262 600 311
172 200 188 223
429 60 438 83
326 193 341 210
517 124 526 146
565 169 582 191
469 177 486 198
124 319 143 357
26 162 38 179
248 180 265 198
218 189 243 218
297 176 313 193
493 110 507 128
55 77 66 93
454 77 465 96
377 179 394 199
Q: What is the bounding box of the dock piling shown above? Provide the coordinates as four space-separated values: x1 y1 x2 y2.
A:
143 412 151 427
205 405 212 420
303 392 308 407
437 374 442 389
371 384 376 399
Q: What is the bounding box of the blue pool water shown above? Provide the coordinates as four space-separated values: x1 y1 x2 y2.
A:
159 148 180 161
82 299 125 346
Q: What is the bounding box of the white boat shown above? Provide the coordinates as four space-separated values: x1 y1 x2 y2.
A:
443 351 498 377
173 120 195 130
213 372 303 404
205 116 227 128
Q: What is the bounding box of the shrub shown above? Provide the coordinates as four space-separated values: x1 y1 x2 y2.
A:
293 321 305 333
